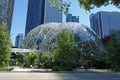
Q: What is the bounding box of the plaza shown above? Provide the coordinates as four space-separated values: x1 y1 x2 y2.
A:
0 71 120 80
0 67 119 80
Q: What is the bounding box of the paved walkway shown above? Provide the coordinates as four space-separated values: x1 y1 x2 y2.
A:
12 66 111 73
12 66 52 72
0 72 120 80
0 67 119 80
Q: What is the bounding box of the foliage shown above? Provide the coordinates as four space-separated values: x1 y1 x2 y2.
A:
52 29 77 71
90 56 108 69
23 52 38 68
49 0 71 14
105 34 120 71
40 52 54 68
49 0 120 12
79 55 108 69
16 53 25 65
72 33 120 70
0 67 14 71
9 53 25 66
51 29 104 70
9 59 17 66
0 22 11 68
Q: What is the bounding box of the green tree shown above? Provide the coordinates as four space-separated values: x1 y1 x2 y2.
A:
9 53 25 66
49 0 120 12
78 0 120 11
0 22 11 68
52 29 76 71
106 34 120 71
23 52 38 68
49 0 71 14
16 53 25 66
40 52 54 68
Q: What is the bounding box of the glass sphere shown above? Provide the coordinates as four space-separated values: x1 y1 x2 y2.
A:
21 22 103 55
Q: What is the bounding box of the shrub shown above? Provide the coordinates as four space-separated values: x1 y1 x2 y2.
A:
22 52 38 68
0 67 14 71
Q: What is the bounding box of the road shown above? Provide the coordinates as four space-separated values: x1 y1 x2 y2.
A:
0 72 120 80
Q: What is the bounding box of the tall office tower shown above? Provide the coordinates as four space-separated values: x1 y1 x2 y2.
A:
90 11 120 39
15 33 24 48
25 0 62 35
0 0 15 32
66 13 79 22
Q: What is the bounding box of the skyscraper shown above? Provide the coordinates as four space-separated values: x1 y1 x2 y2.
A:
0 0 15 32
25 0 62 35
90 11 120 39
66 13 79 22
15 33 24 48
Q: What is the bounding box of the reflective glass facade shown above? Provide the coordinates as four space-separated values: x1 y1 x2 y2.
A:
22 22 103 55
66 13 79 22
15 33 24 48
44 0 62 23
25 0 62 35
90 11 120 39
0 0 15 32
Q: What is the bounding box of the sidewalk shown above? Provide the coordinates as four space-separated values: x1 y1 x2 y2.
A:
12 66 112 73
87 69 112 72
12 66 52 72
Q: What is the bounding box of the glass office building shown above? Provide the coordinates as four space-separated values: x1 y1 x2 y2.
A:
15 33 24 48
0 0 15 32
90 11 120 39
25 0 62 35
66 13 79 22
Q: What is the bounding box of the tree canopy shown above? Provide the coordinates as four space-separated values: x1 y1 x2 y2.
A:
105 34 120 71
23 52 38 68
52 29 75 71
0 22 11 68
78 0 120 11
49 0 120 12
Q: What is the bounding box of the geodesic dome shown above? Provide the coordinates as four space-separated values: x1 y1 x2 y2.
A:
21 22 103 55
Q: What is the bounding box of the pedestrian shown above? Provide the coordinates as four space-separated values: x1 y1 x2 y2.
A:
30 65 33 69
